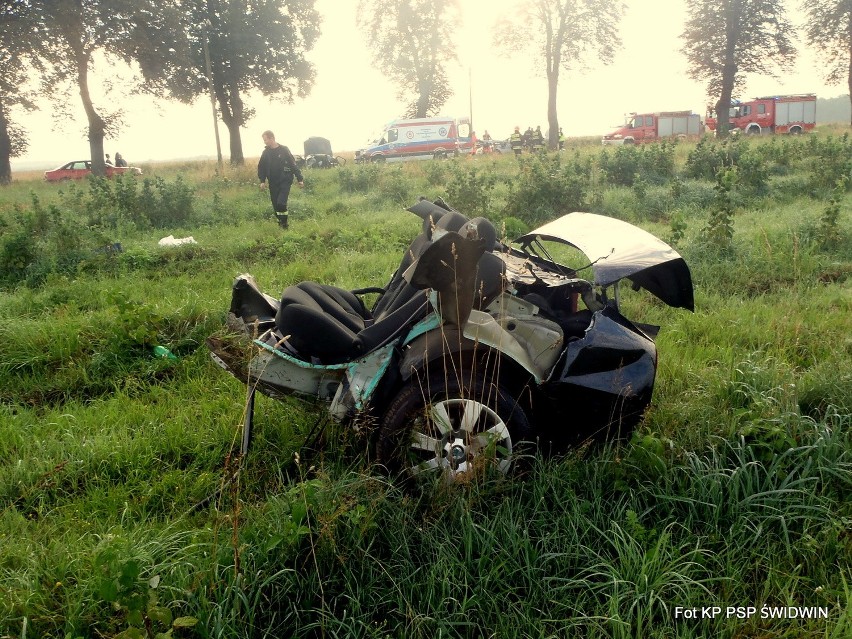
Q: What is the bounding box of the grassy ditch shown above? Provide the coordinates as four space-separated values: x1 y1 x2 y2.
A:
1 132 850 638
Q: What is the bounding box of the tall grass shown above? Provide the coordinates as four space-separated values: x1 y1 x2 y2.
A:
1 130 850 637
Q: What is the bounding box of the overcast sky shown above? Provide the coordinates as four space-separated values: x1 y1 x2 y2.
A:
11 0 838 169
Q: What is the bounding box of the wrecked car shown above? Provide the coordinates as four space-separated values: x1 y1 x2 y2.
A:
208 199 693 479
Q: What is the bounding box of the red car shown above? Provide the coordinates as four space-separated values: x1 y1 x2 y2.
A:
43 160 142 182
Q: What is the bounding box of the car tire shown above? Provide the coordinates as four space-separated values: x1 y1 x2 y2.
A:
376 370 532 481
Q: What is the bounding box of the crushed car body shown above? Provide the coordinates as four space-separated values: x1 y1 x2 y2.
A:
208 199 694 478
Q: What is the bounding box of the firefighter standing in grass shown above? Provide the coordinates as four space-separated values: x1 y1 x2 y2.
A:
558 127 565 150
510 126 523 157
258 130 304 229
532 125 545 153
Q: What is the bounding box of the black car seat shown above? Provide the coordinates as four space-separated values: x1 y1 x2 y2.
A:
228 199 507 364
274 205 473 363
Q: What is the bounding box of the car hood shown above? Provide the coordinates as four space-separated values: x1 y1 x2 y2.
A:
515 212 694 311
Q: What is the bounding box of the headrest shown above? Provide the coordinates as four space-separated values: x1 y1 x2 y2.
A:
465 217 497 251
434 210 469 233
408 198 474 239
403 231 486 326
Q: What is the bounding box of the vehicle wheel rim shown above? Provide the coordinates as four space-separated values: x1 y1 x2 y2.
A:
407 398 513 480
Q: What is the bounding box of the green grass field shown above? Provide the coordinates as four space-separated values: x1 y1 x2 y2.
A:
1 132 850 638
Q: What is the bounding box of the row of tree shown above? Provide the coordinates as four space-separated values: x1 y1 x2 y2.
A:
0 0 321 184
2 1 851 185
358 0 852 150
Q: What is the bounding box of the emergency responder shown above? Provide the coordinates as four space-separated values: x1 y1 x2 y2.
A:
523 126 533 151
510 126 523 157
558 127 565 150
532 126 545 153
481 130 492 153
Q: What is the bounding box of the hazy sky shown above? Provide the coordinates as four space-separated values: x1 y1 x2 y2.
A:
11 0 837 169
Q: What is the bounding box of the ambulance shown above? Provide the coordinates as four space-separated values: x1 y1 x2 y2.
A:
355 116 472 163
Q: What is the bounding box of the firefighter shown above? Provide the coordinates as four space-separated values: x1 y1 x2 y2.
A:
510 126 523 157
481 129 492 153
558 127 565 150
532 125 545 153
523 126 533 151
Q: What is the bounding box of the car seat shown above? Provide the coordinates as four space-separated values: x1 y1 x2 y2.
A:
273 204 505 364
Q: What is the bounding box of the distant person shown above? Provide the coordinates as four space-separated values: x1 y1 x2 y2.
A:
481 130 492 153
532 126 545 153
558 128 565 151
105 153 113 165
523 127 533 151
510 126 523 157
114 152 127 167
257 130 304 229
469 130 477 157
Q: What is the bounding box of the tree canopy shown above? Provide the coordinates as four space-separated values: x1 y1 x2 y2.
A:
802 0 852 125
33 0 189 176
357 0 459 119
0 0 45 184
681 0 796 136
496 0 624 148
149 0 320 165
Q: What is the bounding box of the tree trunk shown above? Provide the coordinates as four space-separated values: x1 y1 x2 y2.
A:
716 3 740 139
219 102 244 166
225 119 243 165
0 99 11 186
547 72 559 150
77 52 106 175
848 10 852 127
415 76 430 118
415 93 429 119
715 83 733 139
848 26 852 127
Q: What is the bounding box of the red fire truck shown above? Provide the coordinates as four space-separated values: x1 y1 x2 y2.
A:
705 94 816 135
601 111 703 145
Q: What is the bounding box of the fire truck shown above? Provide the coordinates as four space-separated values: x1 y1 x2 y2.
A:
705 94 816 135
602 111 703 145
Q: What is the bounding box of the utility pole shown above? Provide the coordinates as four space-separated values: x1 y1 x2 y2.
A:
202 21 223 168
468 66 473 131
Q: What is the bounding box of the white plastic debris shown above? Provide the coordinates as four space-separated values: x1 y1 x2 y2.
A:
158 235 197 247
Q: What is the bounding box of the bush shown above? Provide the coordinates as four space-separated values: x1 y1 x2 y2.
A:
598 141 676 187
734 146 770 196
336 164 381 193
504 154 589 225
422 160 448 186
444 162 498 218
599 144 641 186
378 166 415 205
143 176 195 228
805 133 852 194
684 137 742 181
0 195 116 288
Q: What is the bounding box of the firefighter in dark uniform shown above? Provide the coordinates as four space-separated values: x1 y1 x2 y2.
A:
532 125 545 153
258 130 304 229
523 126 533 151
510 126 523 157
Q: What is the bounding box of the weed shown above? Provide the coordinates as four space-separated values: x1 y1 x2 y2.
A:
816 177 847 249
700 166 737 254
